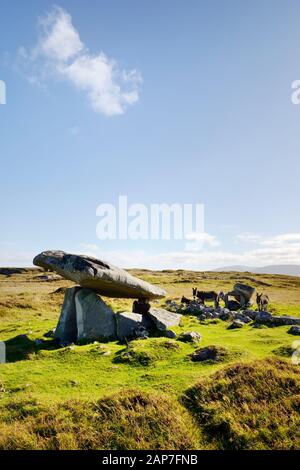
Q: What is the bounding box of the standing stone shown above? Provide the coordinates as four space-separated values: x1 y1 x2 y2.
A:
55 286 80 343
116 312 144 340
33 250 166 299
75 289 117 342
147 308 182 331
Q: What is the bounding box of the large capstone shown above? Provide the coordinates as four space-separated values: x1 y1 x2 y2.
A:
75 289 117 342
33 250 166 300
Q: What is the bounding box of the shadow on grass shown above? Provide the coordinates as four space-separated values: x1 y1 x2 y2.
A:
4 334 60 362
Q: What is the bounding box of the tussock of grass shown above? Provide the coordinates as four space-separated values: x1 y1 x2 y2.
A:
114 338 182 366
183 358 300 449
272 345 295 358
0 390 199 450
189 345 240 363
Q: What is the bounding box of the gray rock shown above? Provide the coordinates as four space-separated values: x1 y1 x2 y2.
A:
186 302 203 314
33 250 166 300
147 308 182 331
190 345 229 362
75 288 117 342
55 286 80 343
242 309 257 320
165 330 177 339
288 325 300 335
233 313 252 323
228 319 244 329
255 311 273 323
272 316 300 326
220 309 232 321
116 311 145 341
134 325 149 339
178 331 202 343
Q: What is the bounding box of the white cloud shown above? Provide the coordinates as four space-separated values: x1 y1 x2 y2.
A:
185 232 220 246
78 234 300 270
3 232 300 269
37 6 83 62
260 233 300 247
18 6 142 116
237 232 262 243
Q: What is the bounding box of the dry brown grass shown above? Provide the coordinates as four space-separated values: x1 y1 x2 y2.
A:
0 390 199 450
183 358 300 450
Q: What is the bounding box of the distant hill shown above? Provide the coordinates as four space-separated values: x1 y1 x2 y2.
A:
214 265 300 276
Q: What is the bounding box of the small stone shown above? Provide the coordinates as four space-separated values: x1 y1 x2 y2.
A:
178 331 202 343
288 325 300 335
233 313 252 323
165 330 177 339
190 345 229 362
228 320 244 329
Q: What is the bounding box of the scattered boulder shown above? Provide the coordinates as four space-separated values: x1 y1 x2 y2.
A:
190 345 229 363
0 268 26 276
165 330 177 339
288 325 300 335
242 309 257 320
219 309 232 321
147 308 182 331
233 313 252 323
228 320 244 329
178 332 202 344
33 250 166 300
75 289 117 342
272 316 300 326
255 311 273 323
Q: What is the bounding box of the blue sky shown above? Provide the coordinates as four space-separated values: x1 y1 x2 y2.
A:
1 0 300 269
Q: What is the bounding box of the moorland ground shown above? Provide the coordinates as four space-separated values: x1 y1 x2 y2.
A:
0 268 300 449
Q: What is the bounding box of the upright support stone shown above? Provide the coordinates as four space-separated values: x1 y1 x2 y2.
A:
116 311 143 340
147 308 182 331
54 286 80 343
75 288 117 342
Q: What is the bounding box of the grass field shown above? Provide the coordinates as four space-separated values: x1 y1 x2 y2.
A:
0 268 300 449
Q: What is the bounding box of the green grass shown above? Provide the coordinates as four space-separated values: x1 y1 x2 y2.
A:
0 268 300 449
